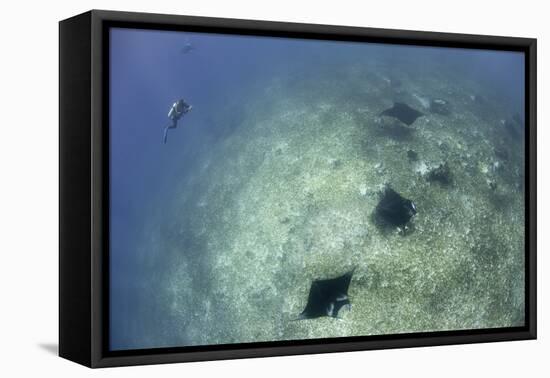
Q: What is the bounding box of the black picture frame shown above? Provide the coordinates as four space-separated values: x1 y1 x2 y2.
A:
59 9 537 368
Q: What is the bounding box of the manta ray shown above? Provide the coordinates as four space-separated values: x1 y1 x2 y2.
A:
375 186 417 228
380 102 424 126
297 269 355 320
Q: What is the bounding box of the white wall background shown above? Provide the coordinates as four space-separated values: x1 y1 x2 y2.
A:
0 0 546 376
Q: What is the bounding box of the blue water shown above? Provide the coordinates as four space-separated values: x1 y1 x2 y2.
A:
109 27 525 350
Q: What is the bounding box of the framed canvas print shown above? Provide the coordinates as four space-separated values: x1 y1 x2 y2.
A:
59 10 536 368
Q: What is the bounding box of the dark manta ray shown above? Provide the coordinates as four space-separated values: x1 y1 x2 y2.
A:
297 269 355 320
375 186 417 228
380 102 424 126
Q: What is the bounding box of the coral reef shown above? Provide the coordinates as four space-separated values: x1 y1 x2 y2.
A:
127 58 526 349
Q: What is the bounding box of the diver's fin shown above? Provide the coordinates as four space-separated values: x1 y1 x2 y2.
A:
163 127 169 144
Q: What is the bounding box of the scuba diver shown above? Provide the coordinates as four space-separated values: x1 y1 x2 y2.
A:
181 37 195 54
163 99 192 144
181 41 195 54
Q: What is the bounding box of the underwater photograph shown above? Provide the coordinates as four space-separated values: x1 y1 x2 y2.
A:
108 27 526 351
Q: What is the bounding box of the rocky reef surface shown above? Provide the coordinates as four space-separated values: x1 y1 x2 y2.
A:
127 60 525 349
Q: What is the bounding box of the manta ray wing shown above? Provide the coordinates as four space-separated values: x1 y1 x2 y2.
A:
380 102 424 125
299 269 355 319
